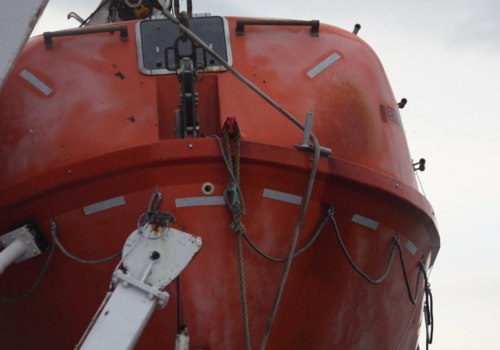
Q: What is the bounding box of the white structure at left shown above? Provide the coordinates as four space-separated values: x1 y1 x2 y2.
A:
0 0 49 89
0 225 44 275
77 224 203 350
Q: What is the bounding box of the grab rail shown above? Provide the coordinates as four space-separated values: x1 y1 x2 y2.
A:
44 25 128 48
236 19 320 37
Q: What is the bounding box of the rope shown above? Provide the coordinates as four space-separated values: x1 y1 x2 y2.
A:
137 189 176 239
242 212 329 263
147 187 162 212
154 6 322 348
0 240 55 303
219 123 252 350
260 142 320 350
51 219 121 265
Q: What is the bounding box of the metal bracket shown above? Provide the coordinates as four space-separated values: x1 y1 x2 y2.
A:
295 112 332 157
0 224 47 275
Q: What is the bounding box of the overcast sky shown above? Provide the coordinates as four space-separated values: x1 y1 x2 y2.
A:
32 1 500 349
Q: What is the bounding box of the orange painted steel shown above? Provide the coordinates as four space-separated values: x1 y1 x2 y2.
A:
0 17 439 349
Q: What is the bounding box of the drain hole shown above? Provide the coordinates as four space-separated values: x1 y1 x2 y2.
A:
201 182 215 196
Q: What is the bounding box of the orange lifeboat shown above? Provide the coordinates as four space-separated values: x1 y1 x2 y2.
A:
0 2 439 349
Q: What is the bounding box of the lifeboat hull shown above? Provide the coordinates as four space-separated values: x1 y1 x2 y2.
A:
0 16 439 350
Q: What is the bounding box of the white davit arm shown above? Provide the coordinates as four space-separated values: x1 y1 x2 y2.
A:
77 224 203 350
0 225 44 275
0 0 49 90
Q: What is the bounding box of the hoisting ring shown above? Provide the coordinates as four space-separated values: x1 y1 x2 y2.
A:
125 0 143 8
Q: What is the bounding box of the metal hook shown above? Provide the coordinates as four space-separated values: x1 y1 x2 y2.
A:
67 12 85 24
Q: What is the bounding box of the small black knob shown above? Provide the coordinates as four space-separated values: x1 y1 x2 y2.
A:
353 24 361 35
413 158 426 172
150 251 161 260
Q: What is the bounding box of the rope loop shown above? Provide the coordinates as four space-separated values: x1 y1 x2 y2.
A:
138 189 176 239
231 221 246 236
327 206 335 218
221 118 246 231
394 232 401 245
147 187 163 213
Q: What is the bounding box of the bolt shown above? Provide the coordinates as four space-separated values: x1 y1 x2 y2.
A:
395 183 400 189
67 169 73 175
188 143 194 149
195 237 203 247
150 251 160 260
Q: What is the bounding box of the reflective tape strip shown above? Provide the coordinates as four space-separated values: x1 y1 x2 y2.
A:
307 52 341 78
351 214 379 230
263 189 302 205
175 196 226 208
19 69 53 96
405 240 418 256
84 196 126 215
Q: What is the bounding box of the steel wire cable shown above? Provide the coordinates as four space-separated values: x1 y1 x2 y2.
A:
242 213 329 263
329 207 429 300
0 240 55 303
329 208 398 284
51 219 121 265
396 241 425 305
330 207 434 349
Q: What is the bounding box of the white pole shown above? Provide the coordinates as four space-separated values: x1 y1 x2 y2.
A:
0 238 28 275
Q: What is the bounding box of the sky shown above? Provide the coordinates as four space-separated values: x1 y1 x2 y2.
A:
31 1 500 349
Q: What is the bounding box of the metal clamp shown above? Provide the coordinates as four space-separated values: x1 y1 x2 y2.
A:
112 270 170 307
295 112 332 157
0 224 47 275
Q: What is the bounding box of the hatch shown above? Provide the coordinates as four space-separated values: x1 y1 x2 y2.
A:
136 16 232 75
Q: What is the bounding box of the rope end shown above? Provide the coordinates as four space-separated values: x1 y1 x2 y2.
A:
223 117 239 137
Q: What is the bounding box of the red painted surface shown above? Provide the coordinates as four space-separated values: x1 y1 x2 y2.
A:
0 17 439 349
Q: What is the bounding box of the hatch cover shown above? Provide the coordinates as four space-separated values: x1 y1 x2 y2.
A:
136 16 232 75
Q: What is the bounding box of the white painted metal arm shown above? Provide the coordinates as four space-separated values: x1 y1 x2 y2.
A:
0 0 49 90
0 226 44 275
78 224 202 350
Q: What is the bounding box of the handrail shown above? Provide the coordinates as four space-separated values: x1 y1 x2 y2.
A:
43 25 128 48
236 19 320 37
